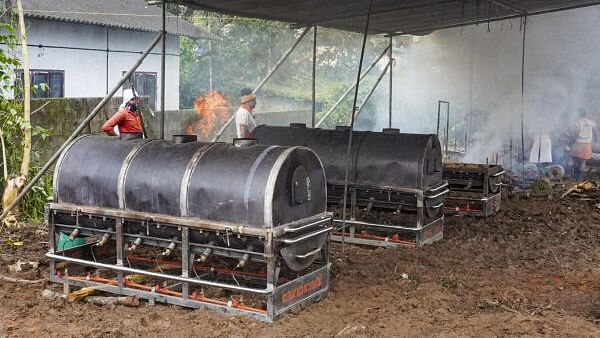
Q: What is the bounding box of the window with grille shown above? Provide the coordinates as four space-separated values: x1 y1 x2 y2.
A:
15 69 64 98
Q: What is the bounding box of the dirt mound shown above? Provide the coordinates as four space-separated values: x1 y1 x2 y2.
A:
1 197 599 337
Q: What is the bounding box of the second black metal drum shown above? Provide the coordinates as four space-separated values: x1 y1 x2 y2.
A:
251 124 442 191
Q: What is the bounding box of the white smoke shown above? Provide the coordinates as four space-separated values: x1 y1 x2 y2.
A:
369 6 600 168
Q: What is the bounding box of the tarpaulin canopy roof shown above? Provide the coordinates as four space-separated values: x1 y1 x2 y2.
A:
174 0 600 35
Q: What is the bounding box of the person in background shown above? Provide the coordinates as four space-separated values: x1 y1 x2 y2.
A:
235 87 257 138
102 88 143 138
570 108 596 180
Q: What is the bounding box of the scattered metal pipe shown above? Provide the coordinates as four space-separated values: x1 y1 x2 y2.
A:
0 31 164 221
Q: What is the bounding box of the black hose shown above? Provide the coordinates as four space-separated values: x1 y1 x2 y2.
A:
340 0 375 256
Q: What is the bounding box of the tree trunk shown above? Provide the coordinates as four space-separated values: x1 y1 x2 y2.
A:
16 0 31 178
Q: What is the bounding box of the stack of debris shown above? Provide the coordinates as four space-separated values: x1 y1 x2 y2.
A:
560 181 600 208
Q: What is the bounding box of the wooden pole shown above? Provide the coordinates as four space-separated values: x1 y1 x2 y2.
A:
16 0 30 178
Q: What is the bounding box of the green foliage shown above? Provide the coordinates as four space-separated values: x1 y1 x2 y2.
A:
0 16 52 222
179 11 387 127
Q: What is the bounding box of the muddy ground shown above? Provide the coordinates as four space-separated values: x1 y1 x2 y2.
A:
1 196 599 337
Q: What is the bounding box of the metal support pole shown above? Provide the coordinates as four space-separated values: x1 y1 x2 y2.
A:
208 22 213 92
47 206 56 277
312 26 317 127
160 1 166 140
388 35 393 129
106 28 109 95
353 61 391 122
436 100 448 136
116 218 124 289
445 102 450 156
0 31 164 221
437 102 440 135
315 45 390 128
181 226 190 300
212 27 311 142
520 16 527 179
265 233 275 319
341 0 375 255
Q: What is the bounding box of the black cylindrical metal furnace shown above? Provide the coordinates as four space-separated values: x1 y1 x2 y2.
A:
251 124 448 247
53 134 326 228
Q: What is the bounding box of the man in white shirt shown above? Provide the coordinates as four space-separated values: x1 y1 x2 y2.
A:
235 88 257 138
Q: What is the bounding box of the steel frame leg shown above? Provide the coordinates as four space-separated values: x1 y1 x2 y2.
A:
181 226 190 300
265 233 276 321
116 218 124 289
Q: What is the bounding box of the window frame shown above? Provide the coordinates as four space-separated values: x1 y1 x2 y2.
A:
122 71 158 110
15 69 65 98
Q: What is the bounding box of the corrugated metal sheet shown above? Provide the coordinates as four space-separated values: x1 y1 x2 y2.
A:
175 0 600 35
21 0 213 39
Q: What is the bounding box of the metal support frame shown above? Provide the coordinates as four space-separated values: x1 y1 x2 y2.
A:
315 45 390 128
340 0 375 254
445 103 450 155
160 1 166 139
519 15 528 179
388 35 393 129
46 204 332 322
444 192 502 217
352 61 391 122
331 214 444 248
436 100 450 158
212 27 311 142
436 100 449 136
0 31 165 221
329 181 447 248
442 165 505 217
312 26 317 127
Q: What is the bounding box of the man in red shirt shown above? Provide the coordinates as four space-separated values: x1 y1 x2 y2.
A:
102 88 143 137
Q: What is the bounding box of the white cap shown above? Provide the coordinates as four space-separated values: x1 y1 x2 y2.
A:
120 88 138 108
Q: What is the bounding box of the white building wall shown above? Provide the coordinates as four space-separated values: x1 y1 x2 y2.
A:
22 19 180 110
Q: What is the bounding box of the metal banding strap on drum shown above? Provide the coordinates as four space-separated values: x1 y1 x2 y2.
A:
117 140 160 210
263 147 297 228
179 143 219 217
244 146 278 209
52 134 94 202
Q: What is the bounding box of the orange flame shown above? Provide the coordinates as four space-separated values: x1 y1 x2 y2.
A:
186 91 230 138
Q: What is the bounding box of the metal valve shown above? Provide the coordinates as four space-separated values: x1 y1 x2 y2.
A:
235 245 254 269
128 237 143 251
196 241 214 263
68 228 80 241
161 242 176 256
95 232 111 247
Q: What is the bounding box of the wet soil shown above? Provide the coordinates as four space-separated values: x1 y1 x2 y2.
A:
1 197 599 337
